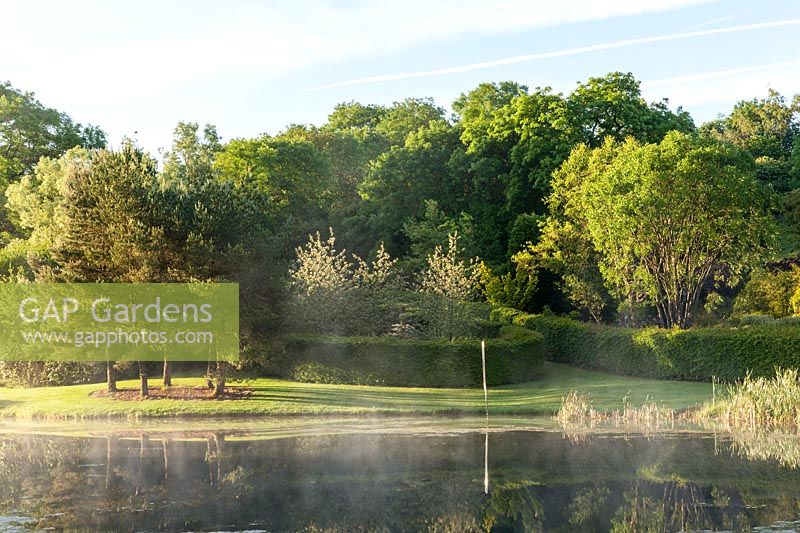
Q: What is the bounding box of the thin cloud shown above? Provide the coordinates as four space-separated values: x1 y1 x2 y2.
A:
682 14 736 31
642 60 800 89
307 18 800 91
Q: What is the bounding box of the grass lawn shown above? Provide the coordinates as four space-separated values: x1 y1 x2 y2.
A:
0 363 712 419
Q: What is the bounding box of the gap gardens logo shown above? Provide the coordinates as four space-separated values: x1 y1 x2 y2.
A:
0 283 239 362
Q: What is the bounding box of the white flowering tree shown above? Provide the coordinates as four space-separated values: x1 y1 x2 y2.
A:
417 232 482 339
289 229 398 334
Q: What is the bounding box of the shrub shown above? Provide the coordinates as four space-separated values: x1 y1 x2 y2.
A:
0 361 100 387
734 267 800 318
491 306 800 382
274 326 544 388
289 362 382 386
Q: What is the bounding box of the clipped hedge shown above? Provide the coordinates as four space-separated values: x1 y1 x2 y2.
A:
276 326 544 387
490 307 800 382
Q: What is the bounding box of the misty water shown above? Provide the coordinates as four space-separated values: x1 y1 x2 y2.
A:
2 418 800 532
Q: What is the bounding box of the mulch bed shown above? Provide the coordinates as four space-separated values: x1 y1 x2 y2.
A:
89 386 254 401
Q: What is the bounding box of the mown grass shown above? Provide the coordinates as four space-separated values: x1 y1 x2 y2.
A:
0 362 712 419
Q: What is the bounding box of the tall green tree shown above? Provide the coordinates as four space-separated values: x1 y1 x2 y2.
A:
53 145 161 393
160 122 221 185
0 82 105 184
0 82 105 238
402 199 475 271
566 72 694 147
352 120 469 256
375 97 446 146
576 132 774 328
701 89 800 192
533 142 619 322
214 135 330 223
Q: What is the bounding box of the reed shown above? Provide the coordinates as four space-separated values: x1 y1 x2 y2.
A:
716 368 800 429
555 390 601 425
555 390 676 431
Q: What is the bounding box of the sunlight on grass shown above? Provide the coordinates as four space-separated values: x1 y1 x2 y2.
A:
0 363 712 419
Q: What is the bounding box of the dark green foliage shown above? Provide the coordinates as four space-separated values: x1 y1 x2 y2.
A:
353 121 469 256
491 306 800 382
274 326 544 387
402 199 476 269
0 361 99 387
507 213 542 257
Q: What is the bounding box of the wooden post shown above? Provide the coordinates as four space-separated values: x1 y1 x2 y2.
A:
481 340 488 417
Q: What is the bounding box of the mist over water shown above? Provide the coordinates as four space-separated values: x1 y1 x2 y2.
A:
1 420 800 531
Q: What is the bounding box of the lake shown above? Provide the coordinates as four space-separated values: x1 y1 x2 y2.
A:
1 417 800 532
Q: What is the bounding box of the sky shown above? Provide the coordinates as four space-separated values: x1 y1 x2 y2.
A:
3 0 800 155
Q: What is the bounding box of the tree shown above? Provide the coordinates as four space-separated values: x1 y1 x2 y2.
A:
478 251 538 312
3 147 91 273
279 124 376 220
492 87 575 216
534 217 610 322
0 82 105 183
701 89 800 192
0 82 105 238
734 267 800 318
215 135 329 215
160 122 221 186
353 120 469 256
374 97 446 146
533 142 618 322
578 132 775 328
453 83 571 263
325 101 386 132
43 142 270 395
453 81 528 152
402 199 475 271
288 229 398 335
53 144 160 393
417 232 482 339
566 72 694 147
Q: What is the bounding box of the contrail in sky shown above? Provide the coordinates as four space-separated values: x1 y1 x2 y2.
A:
641 59 800 89
307 18 800 91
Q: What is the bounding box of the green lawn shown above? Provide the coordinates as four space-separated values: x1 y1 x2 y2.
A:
0 363 712 419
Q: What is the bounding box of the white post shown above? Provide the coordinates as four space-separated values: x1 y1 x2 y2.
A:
481 340 488 417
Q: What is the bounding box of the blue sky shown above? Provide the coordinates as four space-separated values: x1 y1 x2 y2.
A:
3 0 799 155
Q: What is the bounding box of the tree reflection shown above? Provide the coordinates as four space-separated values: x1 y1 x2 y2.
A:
0 429 798 531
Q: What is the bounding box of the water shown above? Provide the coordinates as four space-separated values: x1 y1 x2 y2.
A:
1 418 800 532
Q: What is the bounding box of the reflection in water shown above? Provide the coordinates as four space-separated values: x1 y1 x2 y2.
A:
1 425 800 531
727 429 800 468
484 428 489 495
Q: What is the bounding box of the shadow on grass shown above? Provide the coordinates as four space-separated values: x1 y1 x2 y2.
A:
245 385 480 410
0 400 18 410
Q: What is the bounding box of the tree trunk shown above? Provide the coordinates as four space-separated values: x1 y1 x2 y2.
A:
213 361 226 397
139 362 149 397
162 360 172 387
206 360 214 389
106 361 117 393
